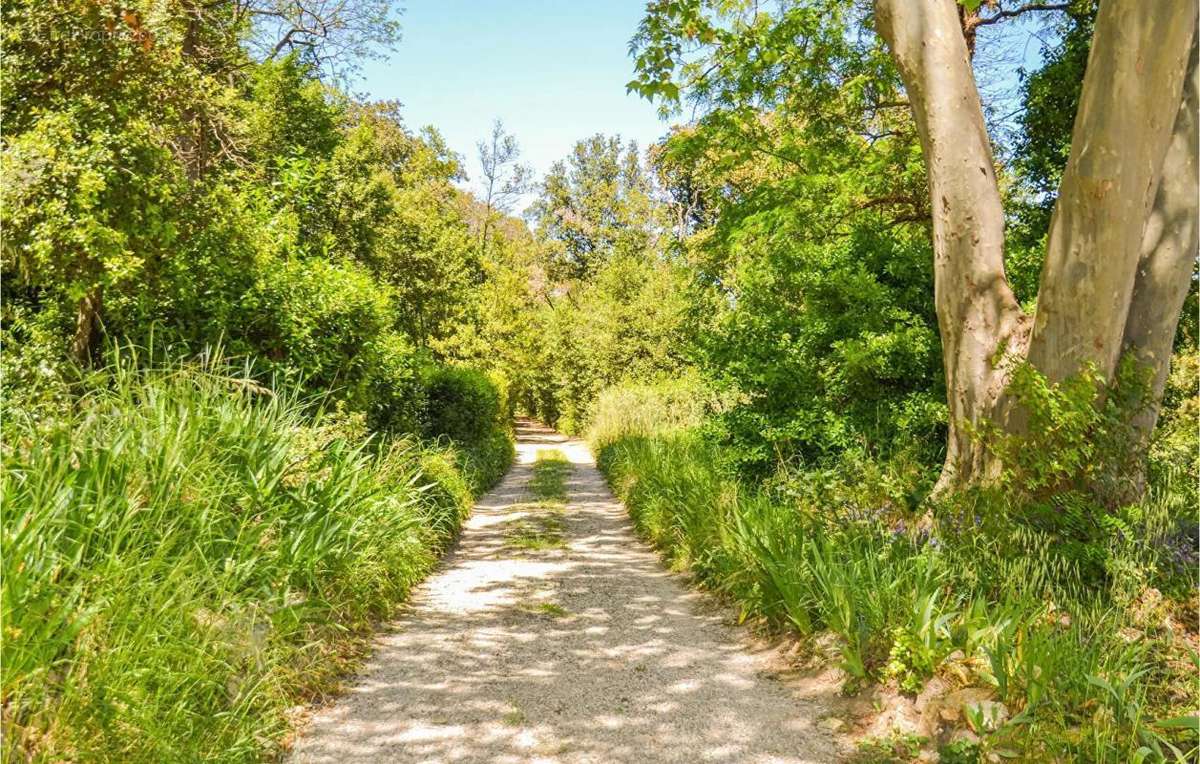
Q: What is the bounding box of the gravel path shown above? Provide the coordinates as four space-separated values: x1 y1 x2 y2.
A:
288 421 837 763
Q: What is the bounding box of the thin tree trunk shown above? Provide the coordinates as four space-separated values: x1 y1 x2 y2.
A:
873 0 1030 493
72 287 103 364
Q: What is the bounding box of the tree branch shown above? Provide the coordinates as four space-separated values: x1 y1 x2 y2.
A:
969 2 1072 31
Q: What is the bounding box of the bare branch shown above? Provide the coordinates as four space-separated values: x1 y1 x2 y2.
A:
969 2 1073 31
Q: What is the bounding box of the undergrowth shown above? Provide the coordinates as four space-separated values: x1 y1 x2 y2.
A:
1 356 511 761
591 377 1200 763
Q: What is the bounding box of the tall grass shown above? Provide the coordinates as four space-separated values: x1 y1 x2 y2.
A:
1 356 496 761
592 383 1199 763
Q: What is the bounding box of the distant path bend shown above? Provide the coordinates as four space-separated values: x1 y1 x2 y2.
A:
288 420 838 763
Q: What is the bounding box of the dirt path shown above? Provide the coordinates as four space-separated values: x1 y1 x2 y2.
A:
288 421 838 763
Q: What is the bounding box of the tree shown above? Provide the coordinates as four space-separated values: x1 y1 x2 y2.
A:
629 1 943 478
0 0 235 362
476 119 532 259
529 134 662 282
244 0 402 81
873 0 1197 495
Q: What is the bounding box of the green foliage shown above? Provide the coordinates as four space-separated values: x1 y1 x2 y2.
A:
246 57 344 168
521 254 696 434
1149 350 1199 495
882 592 957 694
937 738 982 764
589 372 713 451
2 5 495 437
698 215 944 479
984 358 1149 500
1 107 182 360
852 732 928 764
6 1 1197 761
0 358 481 761
529 134 661 282
592 381 1199 761
423 365 515 494
1 8 522 760
364 332 429 436
247 257 394 389
627 1 942 479
949 357 1191 585
425 366 503 444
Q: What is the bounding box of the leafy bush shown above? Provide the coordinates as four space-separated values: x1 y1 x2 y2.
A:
364 331 429 436
425 365 502 443
456 426 517 496
245 258 393 394
0 358 481 761
697 220 947 480
423 365 515 493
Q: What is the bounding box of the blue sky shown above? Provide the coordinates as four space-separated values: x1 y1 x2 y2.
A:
357 1 670 207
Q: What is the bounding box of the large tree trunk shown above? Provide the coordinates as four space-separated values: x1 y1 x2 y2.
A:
874 0 1198 496
1025 2 1197 384
1120 40 1199 496
873 0 1030 493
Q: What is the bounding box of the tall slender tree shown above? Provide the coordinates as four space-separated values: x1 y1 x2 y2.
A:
476 119 532 260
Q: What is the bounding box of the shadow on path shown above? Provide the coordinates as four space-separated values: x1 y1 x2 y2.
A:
288 419 837 763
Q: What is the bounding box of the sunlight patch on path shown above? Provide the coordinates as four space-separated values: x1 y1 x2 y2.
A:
288 420 837 763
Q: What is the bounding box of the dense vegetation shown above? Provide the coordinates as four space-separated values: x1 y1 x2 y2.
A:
3 358 499 759
592 377 1197 761
2 0 1197 761
1 0 517 759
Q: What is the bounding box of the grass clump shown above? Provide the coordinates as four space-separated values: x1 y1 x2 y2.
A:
535 602 569 617
516 601 569 618
591 380 1200 763
506 508 567 551
529 449 571 502
852 732 928 763
0 357 497 762
505 451 573 552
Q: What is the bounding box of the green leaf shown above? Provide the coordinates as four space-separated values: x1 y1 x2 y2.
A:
1154 714 1200 731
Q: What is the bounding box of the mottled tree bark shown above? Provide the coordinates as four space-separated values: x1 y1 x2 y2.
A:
1121 41 1199 491
873 0 1030 492
1026 2 1196 383
873 0 1198 496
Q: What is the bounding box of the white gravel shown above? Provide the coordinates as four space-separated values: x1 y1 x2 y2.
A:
287 421 838 763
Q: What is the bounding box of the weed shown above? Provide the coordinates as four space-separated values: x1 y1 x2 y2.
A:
505 506 567 551
502 705 527 726
851 731 927 763
530 449 572 502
